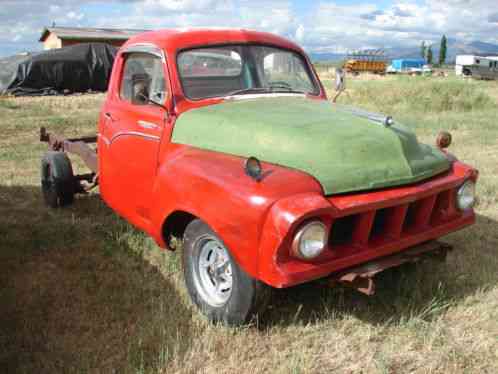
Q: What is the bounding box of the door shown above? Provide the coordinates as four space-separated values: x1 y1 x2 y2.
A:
101 49 170 227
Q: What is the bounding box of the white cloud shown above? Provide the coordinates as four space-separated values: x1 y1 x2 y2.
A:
295 24 305 42
1 0 498 57
67 11 84 21
142 0 231 12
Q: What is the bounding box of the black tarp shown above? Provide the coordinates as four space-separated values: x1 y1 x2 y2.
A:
0 43 118 96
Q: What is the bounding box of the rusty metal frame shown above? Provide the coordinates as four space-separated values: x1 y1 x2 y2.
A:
40 127 99 191
40 127 98 173
329 240 452 295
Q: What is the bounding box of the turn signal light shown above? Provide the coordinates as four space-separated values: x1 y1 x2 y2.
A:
437 131 452 149
244 157 263 181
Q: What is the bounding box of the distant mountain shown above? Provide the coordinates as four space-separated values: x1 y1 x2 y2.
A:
448 40 498 58
309 52 346 62
309 39 498 63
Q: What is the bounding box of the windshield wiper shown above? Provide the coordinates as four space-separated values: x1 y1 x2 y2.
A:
267 82 307 95
269 88 307 95
226 87 273 96
227 86 307 97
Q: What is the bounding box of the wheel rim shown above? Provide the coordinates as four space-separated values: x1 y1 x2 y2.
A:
194 236 233 307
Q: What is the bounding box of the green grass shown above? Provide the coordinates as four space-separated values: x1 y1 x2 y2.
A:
1 78 497 373
334 75 495 114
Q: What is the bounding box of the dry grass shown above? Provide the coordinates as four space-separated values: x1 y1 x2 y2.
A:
1 78 497 374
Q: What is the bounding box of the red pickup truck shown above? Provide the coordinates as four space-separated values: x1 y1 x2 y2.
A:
40 29 478 325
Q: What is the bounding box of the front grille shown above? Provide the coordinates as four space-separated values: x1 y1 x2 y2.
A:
370 207 389 240
329 187 458 249
330 214 357 246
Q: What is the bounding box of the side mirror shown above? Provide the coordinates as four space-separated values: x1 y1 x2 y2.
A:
335 68 346 92
332 68 346 103
131 73 151 105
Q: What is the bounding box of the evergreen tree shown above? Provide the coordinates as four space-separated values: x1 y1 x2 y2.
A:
439 35 447 66
427 45 433 65
421 41 427 60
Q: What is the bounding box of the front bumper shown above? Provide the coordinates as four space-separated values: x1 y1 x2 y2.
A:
329 240 452 295
258 161 478 288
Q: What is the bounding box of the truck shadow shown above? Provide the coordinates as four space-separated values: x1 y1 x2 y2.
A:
0 186 193 374
261 213 498 329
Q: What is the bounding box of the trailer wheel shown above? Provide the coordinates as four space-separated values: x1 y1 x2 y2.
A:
182 219 271 325
41 151 75 208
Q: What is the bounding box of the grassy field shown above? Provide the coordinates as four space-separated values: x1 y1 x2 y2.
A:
1 76 497 373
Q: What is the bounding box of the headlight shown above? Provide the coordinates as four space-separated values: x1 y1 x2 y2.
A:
457 180 476 211
291 221 327 260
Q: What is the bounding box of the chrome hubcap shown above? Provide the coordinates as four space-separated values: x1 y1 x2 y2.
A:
195 237 233 307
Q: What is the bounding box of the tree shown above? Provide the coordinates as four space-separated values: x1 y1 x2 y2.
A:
439 34 447 66
427 45 433 65
421 41 427 60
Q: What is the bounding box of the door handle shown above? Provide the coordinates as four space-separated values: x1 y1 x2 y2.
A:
104 112 115 122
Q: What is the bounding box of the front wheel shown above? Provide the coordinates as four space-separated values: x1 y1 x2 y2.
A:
182 219 270 325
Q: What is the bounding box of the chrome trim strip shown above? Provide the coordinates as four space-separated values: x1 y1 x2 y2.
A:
110 131 160 144
225 93 306 101
137 120 159 129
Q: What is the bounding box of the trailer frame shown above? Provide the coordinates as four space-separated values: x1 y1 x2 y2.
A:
40 126 99 193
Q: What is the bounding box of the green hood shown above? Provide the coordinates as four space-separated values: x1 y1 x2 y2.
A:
172 97 450 195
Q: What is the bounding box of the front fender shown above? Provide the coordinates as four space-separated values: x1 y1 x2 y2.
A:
149 144 323 280
257 193 334 287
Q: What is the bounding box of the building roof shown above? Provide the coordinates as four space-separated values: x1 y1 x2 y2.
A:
39 27 149 42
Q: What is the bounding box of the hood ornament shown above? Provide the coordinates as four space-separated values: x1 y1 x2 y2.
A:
336 105 394 128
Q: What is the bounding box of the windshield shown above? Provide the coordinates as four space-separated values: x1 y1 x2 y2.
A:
177 45 319 100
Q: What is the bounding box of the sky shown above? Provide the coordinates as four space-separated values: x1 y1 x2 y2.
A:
1 0 498 57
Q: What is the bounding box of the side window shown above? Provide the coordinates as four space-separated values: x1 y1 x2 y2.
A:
120 53 167 105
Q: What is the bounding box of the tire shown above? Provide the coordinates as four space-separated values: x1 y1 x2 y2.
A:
41 151 75 208
182 219 270 325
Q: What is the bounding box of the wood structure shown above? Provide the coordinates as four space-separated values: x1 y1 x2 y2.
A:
39 27 148 50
